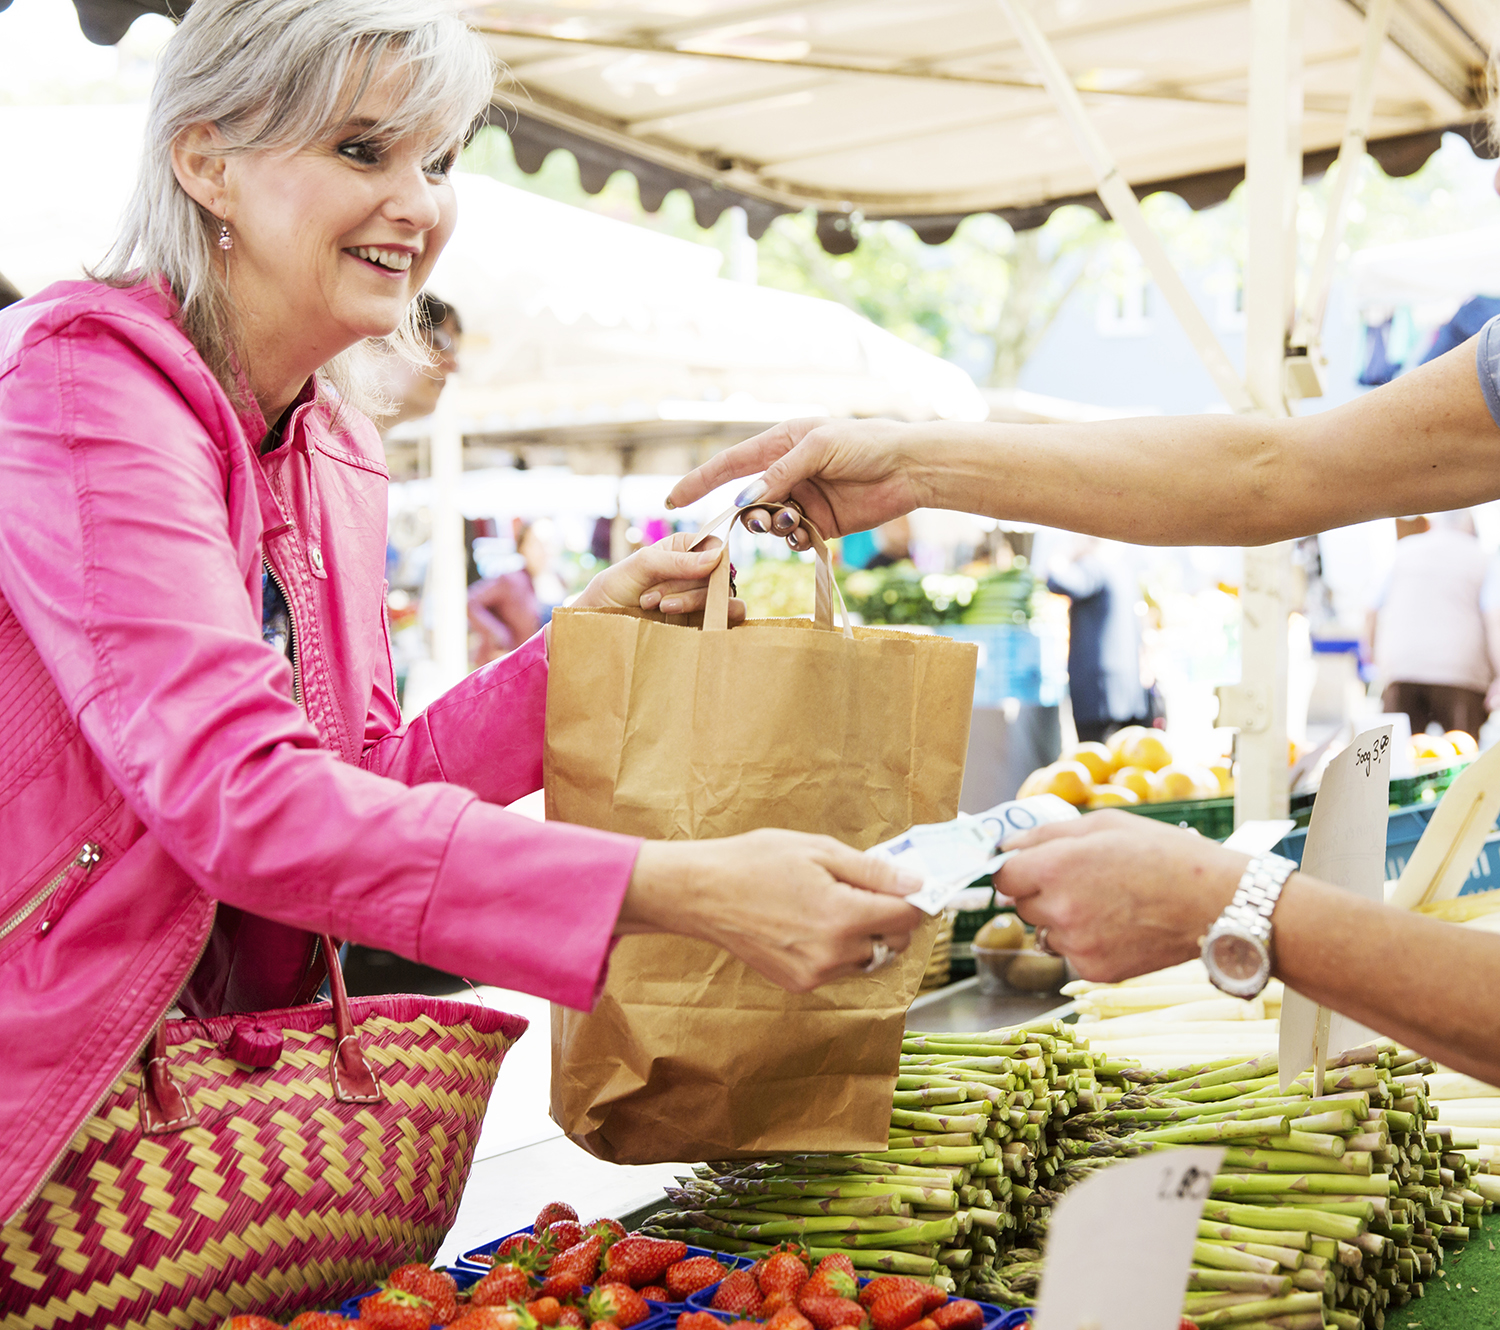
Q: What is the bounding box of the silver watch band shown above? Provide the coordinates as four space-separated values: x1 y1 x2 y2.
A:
1222 852 1298 942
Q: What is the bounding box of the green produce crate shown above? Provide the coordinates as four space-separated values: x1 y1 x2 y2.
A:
1125 795 1237 839
949 888 1001 979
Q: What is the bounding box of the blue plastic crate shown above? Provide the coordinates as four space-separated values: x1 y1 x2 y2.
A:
1273 800 1500 895
933 625 1043 708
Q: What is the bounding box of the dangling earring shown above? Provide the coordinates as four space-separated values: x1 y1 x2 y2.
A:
217 220 233 251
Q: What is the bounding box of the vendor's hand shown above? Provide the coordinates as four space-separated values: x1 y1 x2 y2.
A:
665 418 929 548
573 531 747 622
621 828 926 992
996 810 1247 983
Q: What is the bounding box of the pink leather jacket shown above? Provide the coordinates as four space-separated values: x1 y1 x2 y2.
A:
0 280 641 1223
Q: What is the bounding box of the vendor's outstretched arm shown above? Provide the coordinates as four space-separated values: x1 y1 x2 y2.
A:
670 339 1500 548
997 811 1500 1086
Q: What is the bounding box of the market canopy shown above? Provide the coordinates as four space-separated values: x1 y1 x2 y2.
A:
384 171 989 478
465 0 1499 248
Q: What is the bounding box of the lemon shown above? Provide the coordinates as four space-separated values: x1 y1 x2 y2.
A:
1086 784 1140 809
1106 725 1150 760
1207 759 1235 795
1039 761 1093 807
1067 741 1115 783
1156 763 1219 802
1119 731 1172 772
1110 765 1155 801
1447 730 1479 757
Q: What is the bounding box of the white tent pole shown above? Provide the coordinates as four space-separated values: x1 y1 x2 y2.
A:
1289 0 1393 359
1231 0 1303 824
427 388 470 688
994 0 1257 415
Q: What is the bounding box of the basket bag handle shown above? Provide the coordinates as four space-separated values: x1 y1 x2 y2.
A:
694 502 853 638
140 933 380 1135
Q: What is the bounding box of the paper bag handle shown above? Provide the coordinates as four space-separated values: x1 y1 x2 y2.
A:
692 503 853 638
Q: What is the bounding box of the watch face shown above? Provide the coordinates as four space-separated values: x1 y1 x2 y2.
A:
1206 929 1269 996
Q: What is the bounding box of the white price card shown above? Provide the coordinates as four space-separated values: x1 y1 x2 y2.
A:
1032 1148 1224 1330
873 795 1079 915
1278 725 1391 1092
1388 741 1500 910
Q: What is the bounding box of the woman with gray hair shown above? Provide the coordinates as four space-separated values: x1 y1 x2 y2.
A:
0 0 922 1221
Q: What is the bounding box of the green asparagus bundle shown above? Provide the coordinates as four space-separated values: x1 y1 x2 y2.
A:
974 1032 1491 1329
641 1021 1089 1294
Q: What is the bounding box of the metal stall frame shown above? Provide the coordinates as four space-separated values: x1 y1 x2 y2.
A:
995 0 1398 824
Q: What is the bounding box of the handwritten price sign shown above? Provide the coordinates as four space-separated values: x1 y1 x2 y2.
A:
1033 1149 1225 1330
1352 733 1390 778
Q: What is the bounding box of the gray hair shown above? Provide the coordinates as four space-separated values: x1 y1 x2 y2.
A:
95 0 494 420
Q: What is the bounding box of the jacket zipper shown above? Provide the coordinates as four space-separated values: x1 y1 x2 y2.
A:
263 555 303 707
0 842 101 943
6 906 216 1226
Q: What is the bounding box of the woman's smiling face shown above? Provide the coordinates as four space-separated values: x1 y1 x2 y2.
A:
216 57 460 366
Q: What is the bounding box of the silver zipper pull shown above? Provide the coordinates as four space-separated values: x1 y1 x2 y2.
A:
77 842 101 870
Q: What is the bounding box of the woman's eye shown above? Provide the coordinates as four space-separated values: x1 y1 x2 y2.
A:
424 152 456 180
339 140 380 166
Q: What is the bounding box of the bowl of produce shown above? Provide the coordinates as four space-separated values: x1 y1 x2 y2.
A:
971 915 1068 995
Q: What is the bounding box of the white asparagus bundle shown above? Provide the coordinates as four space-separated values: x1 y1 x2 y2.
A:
1063 959 1210 993
1074 998 1267 1029
1425 1072 1500 1100
1431 1098 1500 1128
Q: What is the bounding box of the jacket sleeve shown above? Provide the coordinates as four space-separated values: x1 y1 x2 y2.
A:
0 314 637 1010
361 619 551 807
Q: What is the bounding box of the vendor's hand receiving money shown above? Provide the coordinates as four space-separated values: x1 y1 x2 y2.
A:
666 417 928 548
996 810 1246 983
621 828 926 991
572 531 746 622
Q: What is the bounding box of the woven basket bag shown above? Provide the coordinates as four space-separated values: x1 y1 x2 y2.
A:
1 936 526 1329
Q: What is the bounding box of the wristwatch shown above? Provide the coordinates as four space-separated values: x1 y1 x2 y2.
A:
1201 852 1298 998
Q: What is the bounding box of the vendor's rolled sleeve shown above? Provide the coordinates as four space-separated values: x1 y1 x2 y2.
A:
1477 316 1500 430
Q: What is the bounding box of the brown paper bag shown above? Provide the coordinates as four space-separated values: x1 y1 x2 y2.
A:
546 507 977 1163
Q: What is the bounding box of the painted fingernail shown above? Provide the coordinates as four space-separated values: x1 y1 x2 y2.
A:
641 591 661 609
660 598 682 614
772 509 797 534
664 497 677 510
746 513 770 534
735 477 768 506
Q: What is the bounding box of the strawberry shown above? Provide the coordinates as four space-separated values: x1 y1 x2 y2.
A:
452 1309 529 1330
494 1235 553 1274
550 1237 604 1286
472 1265 535 1308
813 1255 856 1282
638 1288 669 1304
918 1289 947 1315
545 1221 586 1256
535 1203 581 1235
602 1237 689 1288
765 1309 814 1330
558 1312 586 1329
867 1290 924 1330
361 1287 437 1330
592 1323 620 1330
801 1270 857 1303
222 1320 287 1330
928 1304 981 1330
676 1314 722 1330
527 1298 564 1326
858 1279 931 1311
539 1273 587 1304
761 1292 794 1317
798 1296 866 1330
586 1286 650 1329
758 1253 810 1301
665 1257 728 1301
711 1270 763 1317
288 1315 349 1330
390 1265 460 1325
583 1219 628 1252
908 1319 938 1330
